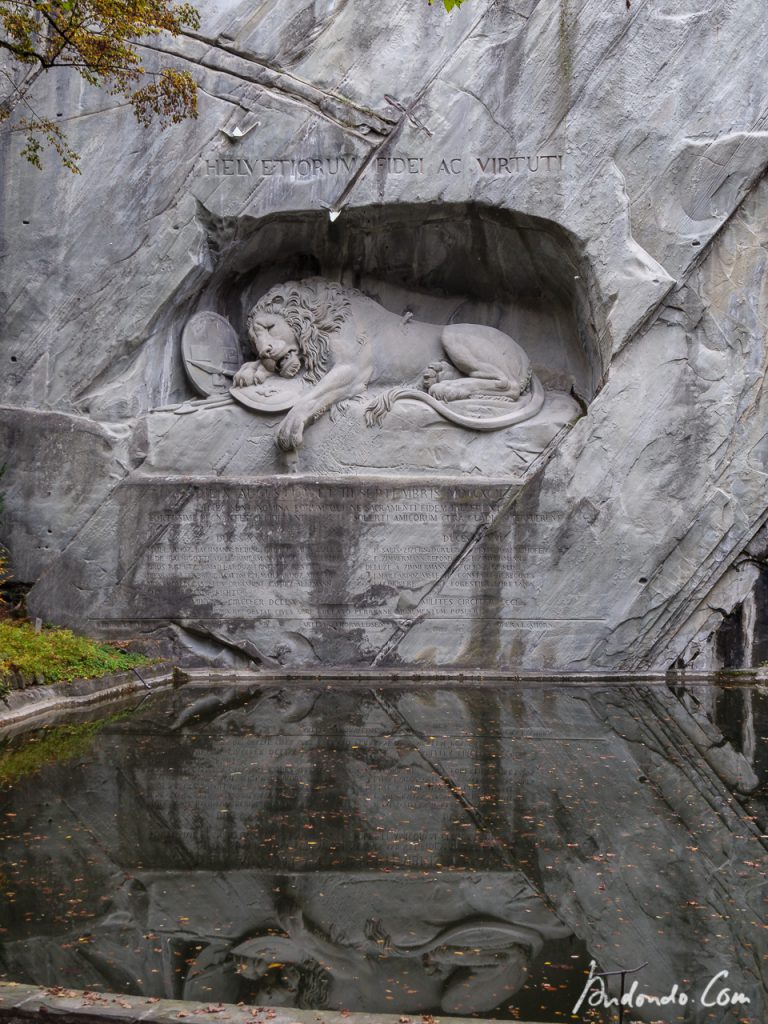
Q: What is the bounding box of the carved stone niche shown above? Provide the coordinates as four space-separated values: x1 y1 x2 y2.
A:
25 209 608 664
147 203 601 480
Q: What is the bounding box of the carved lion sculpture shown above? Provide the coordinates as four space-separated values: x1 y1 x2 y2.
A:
232 277 545 451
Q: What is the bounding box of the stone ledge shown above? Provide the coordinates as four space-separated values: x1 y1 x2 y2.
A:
0 983 490 1024
3 663 766 739
179 666 768 686
0 665 174 735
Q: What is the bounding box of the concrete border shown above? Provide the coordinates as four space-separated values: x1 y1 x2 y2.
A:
0 982 492 1024
2 662 767 736
178 666 768 685
0 665 174 735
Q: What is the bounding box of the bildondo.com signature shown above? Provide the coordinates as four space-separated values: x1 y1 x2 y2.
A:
572 960 751 1015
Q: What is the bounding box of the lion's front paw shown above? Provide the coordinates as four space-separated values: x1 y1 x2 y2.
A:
429 381 469 402
233 361 260 388
277 410 305 451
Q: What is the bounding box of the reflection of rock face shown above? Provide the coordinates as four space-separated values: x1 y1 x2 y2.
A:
1 682 766 1021
231 874 570 1014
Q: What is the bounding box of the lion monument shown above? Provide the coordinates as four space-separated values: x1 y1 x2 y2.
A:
229 277 545 452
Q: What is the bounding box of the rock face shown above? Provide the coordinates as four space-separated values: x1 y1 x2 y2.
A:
1 0 767 669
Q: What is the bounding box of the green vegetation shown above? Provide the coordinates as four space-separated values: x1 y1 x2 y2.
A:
0 0 200 171
0 464 8 600
0 710 133 785
0 620 151 693
0 470 151 693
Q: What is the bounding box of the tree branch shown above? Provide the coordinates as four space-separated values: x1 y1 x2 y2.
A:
0 36 52 66
0 0 200 170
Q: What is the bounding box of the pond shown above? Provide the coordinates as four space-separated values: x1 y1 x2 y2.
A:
1 679 766 1022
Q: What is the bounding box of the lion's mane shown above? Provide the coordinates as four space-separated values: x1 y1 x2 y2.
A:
247 278 352 384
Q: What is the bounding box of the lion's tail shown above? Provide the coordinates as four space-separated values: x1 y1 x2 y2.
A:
365 375 545 431
364 387 413 427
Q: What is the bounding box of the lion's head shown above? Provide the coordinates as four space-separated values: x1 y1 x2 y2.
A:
246 279 353 384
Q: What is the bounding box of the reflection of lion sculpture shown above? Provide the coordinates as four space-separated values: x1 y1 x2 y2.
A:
232 278 545 452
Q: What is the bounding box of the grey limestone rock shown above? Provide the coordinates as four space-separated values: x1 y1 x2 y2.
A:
1 0 767 669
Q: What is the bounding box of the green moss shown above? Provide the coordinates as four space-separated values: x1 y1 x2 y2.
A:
0 621 151 692
0 710 134 786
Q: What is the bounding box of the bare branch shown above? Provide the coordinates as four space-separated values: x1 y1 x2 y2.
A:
0 35 51 65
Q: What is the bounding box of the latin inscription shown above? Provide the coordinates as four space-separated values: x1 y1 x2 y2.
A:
199 155 360 178
199 153 565 180
124 483 568 625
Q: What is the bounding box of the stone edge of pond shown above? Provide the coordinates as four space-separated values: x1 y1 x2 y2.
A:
0 983 487 1024
0 665 174 732
3 663 766 736
179 666 768 686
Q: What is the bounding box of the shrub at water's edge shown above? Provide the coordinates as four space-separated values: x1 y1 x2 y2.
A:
0 710 136 785
0 621 152 693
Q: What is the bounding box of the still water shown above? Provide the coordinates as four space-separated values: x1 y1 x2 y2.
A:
0 680 766 1022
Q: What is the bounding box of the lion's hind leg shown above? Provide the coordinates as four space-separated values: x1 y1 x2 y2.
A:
429 369 515 403
440 324 527 400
